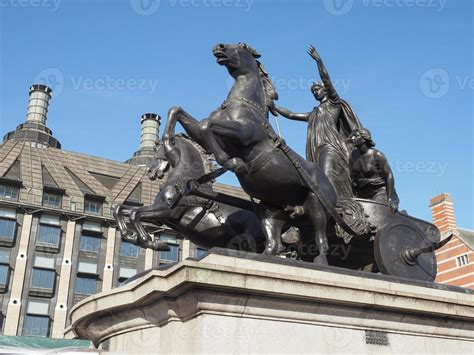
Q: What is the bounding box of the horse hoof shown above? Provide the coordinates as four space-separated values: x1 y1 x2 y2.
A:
152 240 170 252
263 248 276 256
276 245 286 255
263 244 284 256
313 255 328 265
122 230 136 240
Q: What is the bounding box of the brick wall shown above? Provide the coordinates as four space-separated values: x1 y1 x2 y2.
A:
431 193 473 289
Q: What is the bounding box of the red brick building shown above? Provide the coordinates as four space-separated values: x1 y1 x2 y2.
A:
430 193 473 289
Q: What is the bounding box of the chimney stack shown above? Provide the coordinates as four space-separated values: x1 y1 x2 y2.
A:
3 84 60 149
125 113 161 166
140 113 161 150
430 193 457 235
26 84 53 125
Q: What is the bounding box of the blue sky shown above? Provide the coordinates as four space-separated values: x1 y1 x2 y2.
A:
0 0 472 228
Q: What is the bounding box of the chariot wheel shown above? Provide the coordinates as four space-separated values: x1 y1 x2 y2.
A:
374 222 437 282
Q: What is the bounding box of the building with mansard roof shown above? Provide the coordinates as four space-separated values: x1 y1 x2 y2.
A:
0 84 246 339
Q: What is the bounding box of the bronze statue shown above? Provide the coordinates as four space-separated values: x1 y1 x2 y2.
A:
112 42 449 282
272 45 362 199
347 128 399 210
164 43 341 264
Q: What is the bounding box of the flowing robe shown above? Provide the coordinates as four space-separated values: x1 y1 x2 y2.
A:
306 95 362 199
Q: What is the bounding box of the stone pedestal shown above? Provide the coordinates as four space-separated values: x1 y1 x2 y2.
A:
68 249 474 354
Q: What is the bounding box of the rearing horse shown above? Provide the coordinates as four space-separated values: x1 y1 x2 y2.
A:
113 134 267 253
164 43 337 264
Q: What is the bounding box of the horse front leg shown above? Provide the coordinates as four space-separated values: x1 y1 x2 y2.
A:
199 118 230 165
165 107 211 151
113 204 138 243
199 117 257 173
129 205 172 251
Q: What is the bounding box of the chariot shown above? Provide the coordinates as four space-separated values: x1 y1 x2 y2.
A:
187 182 447 282
328 198 447 282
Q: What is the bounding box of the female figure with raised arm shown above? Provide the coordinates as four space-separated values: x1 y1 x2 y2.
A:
272 45 361 199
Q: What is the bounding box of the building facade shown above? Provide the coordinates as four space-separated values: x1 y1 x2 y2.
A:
431 193 473 289
0 84 245 338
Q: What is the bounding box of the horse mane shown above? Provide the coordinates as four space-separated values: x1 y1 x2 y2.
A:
240 43 278 117
174 133 217 175
256 60 278 117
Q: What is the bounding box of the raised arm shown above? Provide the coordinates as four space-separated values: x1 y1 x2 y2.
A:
272 103 311 122
307 45 339 102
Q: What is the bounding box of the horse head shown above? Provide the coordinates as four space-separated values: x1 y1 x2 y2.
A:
213 42 261 77
148 135 212 182
213 43 278 116
147 141 170 180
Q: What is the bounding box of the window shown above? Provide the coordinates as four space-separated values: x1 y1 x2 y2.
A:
82 221 102 233
120 241 139 258
0 185 19 201
0 219 16 240
75 276 97 295
196 248 208 258
118 267 137 282
0 265 10 291
43 191 61 208
31 269 55 290
77 262 98 275
0 250 9 264
159 244 179 263
22 315 50 337
34 255 55 269
27 300 50 315
0 250 10 290
456 254 469 267
84 199 102 214
79 235 101 253
37 224 61 247
160 233 176 243
0 208 16 246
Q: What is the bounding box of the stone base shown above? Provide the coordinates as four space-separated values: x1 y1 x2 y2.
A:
68 249 474 354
